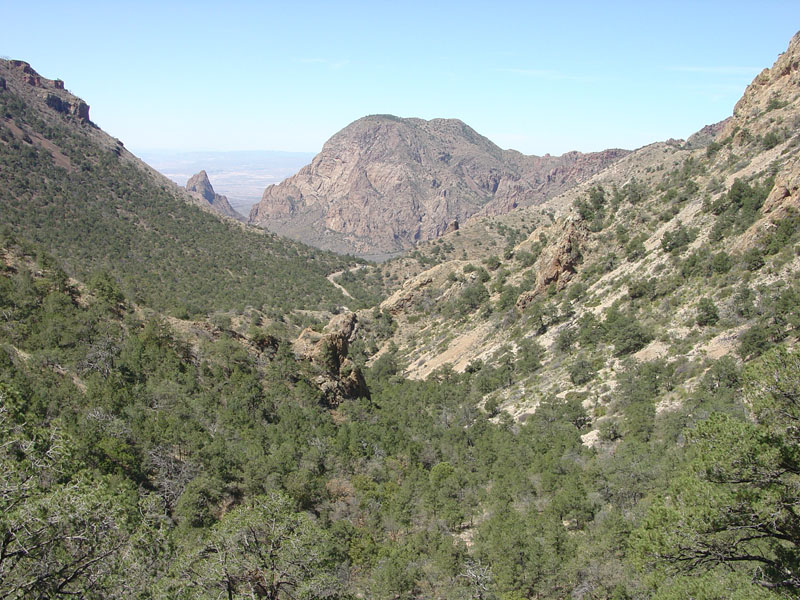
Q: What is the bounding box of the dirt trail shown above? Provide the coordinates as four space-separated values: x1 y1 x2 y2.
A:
327 271 354 299
327 265 366 302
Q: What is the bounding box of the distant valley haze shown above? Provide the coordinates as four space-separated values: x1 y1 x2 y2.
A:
135 150 314 214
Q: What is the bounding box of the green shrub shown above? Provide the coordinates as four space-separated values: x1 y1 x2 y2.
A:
738 323 772 359
741 248 765 271
569 356 596 385
457 282 489 315
661 224 696 254
762 130 782 150
711 252 732 274
555 326 577 353
696 298 719 326
625 235 647 261
628 278 656 301
610 319 651 356
484 255 501 271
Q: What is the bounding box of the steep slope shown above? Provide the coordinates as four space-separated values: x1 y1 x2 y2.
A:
185 169 244 221
359 32 800 418
249 115 627 257
0 59 358 314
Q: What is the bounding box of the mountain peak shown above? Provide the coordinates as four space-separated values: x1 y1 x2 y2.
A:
249 115 627 257
185 171 243 221
185 170 215 203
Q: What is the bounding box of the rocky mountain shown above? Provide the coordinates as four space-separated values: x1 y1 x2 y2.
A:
0 60 91 121
353 31 800 408
0 60 246 226
249 115 627 257
185 170 244 220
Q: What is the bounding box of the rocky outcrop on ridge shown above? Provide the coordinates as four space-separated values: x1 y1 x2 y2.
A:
185 171 243 221
0 59 254 223
722 31 800 142
515 216 588 311
249 115 627 257
1 60 91 123
293 312 369 406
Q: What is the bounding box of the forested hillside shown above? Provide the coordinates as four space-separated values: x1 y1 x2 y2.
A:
3 226 799 599
2 33 800 600
0 59 360 316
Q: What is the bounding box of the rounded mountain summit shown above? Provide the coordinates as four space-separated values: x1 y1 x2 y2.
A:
249 115 629 258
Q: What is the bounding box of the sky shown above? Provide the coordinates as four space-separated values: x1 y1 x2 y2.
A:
2 1 799 156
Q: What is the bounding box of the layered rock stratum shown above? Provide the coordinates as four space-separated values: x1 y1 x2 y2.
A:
249 115 628 257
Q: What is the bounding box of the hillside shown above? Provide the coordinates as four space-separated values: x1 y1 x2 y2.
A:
3 33 800 600
333 31 800 430
0 59 362 315
249 115 627 257
366 31 800 402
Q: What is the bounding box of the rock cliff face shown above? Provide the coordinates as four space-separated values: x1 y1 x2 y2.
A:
515 216 587 311
249 115 627 257
2 60 91 123
721 31 800 250
185 171 243 221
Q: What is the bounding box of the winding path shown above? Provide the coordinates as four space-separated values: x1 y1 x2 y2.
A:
326 264 366 302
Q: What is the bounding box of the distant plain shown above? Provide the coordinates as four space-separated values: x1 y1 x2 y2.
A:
137 149 314 214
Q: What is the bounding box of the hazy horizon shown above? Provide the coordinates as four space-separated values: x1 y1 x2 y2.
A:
136 149 315 214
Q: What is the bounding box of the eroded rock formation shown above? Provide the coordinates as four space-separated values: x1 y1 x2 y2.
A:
250 115 627 256
516 217 587 310
185 171 244 221
293 312 369 406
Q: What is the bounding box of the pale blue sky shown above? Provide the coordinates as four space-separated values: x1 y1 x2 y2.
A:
3 1 798 155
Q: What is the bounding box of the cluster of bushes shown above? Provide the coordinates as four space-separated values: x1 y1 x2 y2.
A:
707 177 773 241
574 186 608 231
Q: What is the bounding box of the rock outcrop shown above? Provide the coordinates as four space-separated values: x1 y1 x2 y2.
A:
249 115 627 257
185 171 243 221
516 217 587 311
293 312 369 406
717 31 800 252
721 31 800 143
684 118 731 149
3 60 91 123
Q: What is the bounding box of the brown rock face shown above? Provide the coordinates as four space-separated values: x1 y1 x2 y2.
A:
1 60 91 123
249 115 627 257
721 31 800 143
516 217 587 311
293 312 369 406
72 101 90 122
185 170 244 221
